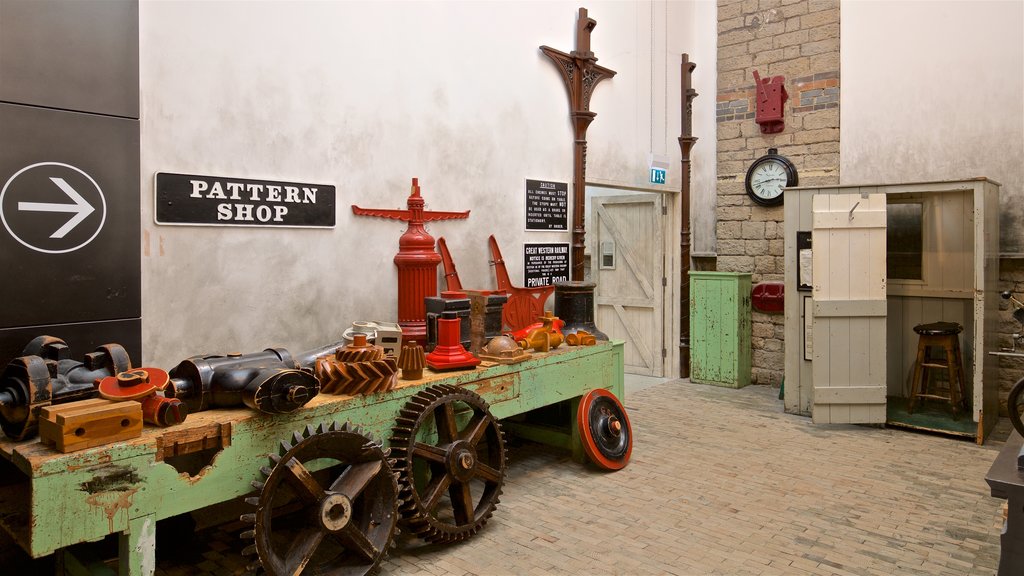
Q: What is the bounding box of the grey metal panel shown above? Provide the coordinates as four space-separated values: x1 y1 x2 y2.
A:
0 102 140 327
0 317 140 368
0 0 139 118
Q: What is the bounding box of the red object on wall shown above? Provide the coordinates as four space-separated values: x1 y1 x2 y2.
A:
751 282 785 314
352 179 470 341
752 70 787 134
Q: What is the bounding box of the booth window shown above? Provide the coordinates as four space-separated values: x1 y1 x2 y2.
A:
887 202 923 280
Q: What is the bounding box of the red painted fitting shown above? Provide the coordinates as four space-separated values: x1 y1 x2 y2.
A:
425 312 480 371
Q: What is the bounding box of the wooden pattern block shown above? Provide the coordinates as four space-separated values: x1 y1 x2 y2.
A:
38 398 143 453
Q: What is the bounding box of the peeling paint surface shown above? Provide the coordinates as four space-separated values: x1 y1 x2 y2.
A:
85 488 137 534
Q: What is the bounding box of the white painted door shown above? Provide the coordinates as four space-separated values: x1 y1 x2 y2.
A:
811 194 887 424
592 194 665 376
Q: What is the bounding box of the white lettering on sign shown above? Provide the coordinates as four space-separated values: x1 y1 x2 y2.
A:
182 177 319 223
188 178 317 204
217 203 288 222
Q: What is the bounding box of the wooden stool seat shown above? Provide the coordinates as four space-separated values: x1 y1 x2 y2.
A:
908 321 968 416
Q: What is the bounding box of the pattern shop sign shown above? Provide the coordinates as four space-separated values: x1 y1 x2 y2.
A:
155 172 336 228
524 242 569 287
525 179 567 231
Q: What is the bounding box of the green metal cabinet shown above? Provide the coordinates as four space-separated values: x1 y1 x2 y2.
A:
689 272 752 388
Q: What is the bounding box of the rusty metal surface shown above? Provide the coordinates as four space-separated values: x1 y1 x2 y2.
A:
0 336 132 440
539 8 616 281
390 384 506 544
678 53 698 379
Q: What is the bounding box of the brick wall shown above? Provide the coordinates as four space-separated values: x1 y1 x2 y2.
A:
716 0 840 386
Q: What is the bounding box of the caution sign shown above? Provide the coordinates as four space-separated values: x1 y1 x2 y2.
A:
525 179 568 231
524 242 569 287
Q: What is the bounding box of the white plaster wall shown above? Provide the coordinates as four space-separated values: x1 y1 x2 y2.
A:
840 0 1024 253
691 0 717 257
139 0 704 367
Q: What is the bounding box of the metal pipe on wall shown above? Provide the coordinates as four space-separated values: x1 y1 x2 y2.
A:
678 54 698 378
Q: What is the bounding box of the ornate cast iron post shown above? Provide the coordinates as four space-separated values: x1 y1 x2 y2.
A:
352 179 470 341
540 7 616 281
679 54 698 378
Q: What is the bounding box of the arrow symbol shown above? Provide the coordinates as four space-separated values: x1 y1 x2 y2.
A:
18 177 95 239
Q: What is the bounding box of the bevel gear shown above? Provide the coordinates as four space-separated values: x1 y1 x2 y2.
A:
389 384 507 544
240 421 400 576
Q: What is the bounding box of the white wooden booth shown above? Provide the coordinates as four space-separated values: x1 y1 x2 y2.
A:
783 179 1000 442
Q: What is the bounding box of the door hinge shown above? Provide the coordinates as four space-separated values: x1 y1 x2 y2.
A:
661 205 668 216
662 276 667 287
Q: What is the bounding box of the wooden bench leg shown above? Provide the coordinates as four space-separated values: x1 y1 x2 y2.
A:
118 514 156 576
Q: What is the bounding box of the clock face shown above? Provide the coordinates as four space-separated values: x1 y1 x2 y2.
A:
750 160 788 202
745 151 797 206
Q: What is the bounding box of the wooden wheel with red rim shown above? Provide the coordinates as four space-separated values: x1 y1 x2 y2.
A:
577 389 632 470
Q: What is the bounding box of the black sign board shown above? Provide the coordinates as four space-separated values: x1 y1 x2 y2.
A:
524 242 569 288
156 172 336 228
525 179 568 231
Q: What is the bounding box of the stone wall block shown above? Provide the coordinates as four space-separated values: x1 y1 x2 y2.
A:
794 127 839 144
809 51 840 71
801 39 837 57
810 22 840 41
718 221 743 239
717 255 755 272
754 255 775 273
720 2 743 20
767 57 811 78
773 29 809 49
742 221 767 238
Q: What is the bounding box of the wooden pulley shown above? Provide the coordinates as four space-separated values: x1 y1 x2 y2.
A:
97 367 170 401
576 388 633 470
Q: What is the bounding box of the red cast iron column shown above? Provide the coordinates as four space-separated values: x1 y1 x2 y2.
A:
352 179 470 341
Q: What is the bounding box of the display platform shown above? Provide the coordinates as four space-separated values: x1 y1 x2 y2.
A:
0 341 624 575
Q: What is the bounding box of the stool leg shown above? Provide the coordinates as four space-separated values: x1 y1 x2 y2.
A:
954 336 968 414
946 343 960 418
909 340 927 414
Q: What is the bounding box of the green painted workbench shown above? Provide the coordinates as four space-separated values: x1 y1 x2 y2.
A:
0 341 624 575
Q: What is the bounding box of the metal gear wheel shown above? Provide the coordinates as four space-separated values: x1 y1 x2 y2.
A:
577 388 633 471
240 421 400 576
390 384 507 544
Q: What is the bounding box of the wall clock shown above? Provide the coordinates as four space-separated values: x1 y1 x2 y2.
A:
745 148 798 206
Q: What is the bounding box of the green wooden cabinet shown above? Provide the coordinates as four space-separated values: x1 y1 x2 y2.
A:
689 272 752 388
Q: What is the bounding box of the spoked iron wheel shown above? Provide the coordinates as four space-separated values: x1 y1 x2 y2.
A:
1009 377 1024 438
390 384 506 544
241 422 400 576
577 388 633 471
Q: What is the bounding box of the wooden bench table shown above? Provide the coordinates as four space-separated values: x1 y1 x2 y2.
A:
0 341 623 575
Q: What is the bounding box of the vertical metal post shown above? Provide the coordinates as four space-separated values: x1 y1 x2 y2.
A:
678 54 698 378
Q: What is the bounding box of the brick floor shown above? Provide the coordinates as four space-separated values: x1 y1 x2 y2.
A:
0 379 1007 574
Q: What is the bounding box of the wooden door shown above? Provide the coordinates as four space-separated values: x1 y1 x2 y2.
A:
811 193 887 424
592 194 665 376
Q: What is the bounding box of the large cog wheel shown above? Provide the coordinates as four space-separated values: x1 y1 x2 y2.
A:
390 384 507 544
241 422 400 576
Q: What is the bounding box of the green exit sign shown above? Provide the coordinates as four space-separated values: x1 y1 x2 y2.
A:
650 168 667 184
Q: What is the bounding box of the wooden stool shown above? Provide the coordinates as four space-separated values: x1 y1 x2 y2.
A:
908 321 968 416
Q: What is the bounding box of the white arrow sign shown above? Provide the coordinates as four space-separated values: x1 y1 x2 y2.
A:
18 177 96 238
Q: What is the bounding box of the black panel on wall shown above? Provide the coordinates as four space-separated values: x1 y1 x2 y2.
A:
0 319 141 370
0 104 141 327
0 0 140 365
0 0 140 118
